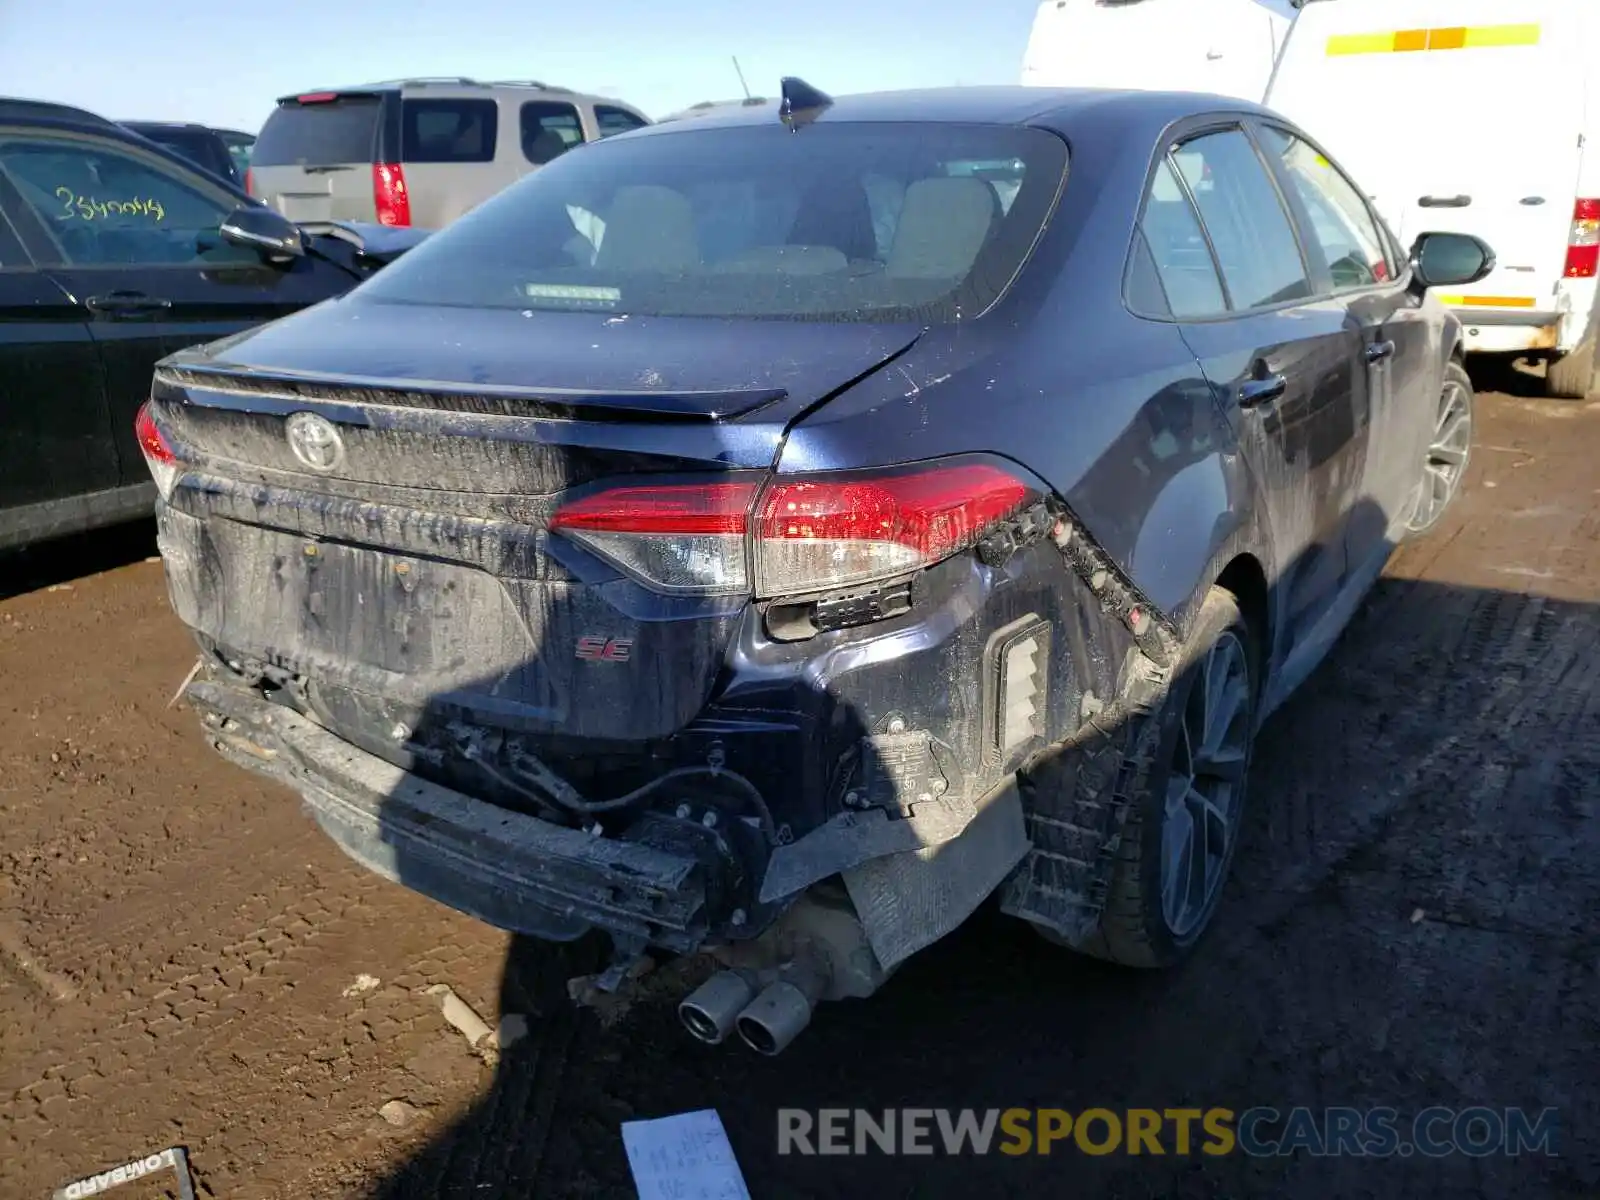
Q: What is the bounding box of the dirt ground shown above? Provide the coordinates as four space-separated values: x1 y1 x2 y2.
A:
2 378 1597 1199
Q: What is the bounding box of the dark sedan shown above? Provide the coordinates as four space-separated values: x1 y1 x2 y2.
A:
0 98 427 551
141 81 1491 1055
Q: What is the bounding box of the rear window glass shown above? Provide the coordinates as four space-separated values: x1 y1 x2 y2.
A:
132 129 231 178
402 99 498 164
357 122 1068 324
252 96 380 167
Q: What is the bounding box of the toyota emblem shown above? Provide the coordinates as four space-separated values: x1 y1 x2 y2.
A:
285 412 346 473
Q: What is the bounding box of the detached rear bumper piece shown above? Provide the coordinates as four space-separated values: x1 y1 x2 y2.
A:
186 680 712 949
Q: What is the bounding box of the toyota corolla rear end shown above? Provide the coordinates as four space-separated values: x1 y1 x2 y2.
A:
143 101 1109 1053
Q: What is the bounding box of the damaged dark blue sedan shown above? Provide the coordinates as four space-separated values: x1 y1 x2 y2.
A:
141 81 1491 1055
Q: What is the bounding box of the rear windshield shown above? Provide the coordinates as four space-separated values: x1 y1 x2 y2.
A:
402 98 498 163
252 96 381 167
133 128 232 179
354 121 1068 323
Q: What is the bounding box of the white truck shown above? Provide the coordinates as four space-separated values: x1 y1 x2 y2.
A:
1020 0 1300 101
1266 0 1600 397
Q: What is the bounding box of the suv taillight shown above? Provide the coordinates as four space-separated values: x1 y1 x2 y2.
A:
550 460 1033 598
244 167 255 197
1564 198 1600 278
135 400 178 500
374 162 411 227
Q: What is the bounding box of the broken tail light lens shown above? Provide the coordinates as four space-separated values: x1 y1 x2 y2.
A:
549 460 1033 599
135 400 179 500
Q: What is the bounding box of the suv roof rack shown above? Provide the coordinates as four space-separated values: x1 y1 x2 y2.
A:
488 79 573 93
0 97 119 130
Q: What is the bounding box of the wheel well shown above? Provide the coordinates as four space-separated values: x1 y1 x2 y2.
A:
1215 554 1269 659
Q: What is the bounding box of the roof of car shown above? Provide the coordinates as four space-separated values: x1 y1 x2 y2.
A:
273 78 611 103
121 120 217 132
0 97 121 131
636 85 1273 135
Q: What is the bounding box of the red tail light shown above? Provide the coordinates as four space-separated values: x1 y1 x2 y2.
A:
549 461 1033 598
244 167 255 197
135 400 179 500
1564 197 1600 278
373 162 411 227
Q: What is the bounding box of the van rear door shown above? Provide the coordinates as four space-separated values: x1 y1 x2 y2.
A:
1021 0 1294 101
249 92 387 224
1268 0 1587 324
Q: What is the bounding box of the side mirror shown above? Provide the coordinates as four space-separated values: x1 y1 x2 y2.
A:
1409 231 1496 290
220 204 305 262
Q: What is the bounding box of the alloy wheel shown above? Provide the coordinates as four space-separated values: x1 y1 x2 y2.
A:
1409 377 1472 532
1159 630 1251 938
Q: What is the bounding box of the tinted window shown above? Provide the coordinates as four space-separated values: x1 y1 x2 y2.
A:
130 128 234 181
0 137 253 267
1140 157 1227 318
1258 127 1391 290
358 122 1068 324
402 99 498 164
1175 129 1310 310
520 102 585 165
252 96 380 166
595 106 648 139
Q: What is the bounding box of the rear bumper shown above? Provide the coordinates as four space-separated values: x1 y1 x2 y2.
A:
1458 311 1563 355
186 679 714 950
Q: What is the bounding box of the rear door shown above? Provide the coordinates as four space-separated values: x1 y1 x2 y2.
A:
1268 0 1585 320
250 92 386 223
1254 120 1433 559
397 95 509 228
1141 124 1370 658
0 189 119 544
0 129 356 488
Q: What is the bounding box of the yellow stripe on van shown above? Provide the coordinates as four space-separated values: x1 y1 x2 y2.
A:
1435 295 1538 309
1326 23 1540 56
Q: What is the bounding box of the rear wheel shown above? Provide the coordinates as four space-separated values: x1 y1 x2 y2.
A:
1078 586 1259 969
1546 307 1600 399
1405 361 1474 537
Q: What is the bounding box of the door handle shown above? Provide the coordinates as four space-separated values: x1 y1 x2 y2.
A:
85 291 173 319
1365 339 1396 364
1418 194 1472 208
1238 372 1288 408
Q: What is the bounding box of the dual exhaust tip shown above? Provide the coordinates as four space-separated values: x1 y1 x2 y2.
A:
678 966 822 1057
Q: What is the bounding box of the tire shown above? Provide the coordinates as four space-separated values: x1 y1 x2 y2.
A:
1077 586 1260 969
1546 311 1600 400
1404 361 1474 537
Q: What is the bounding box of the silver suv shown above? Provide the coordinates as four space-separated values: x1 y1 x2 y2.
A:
247 78 650 230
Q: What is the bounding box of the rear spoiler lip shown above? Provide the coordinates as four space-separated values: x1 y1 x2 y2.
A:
151 362 791 424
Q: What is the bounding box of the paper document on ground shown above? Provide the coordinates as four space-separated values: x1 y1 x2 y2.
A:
621 1109 751 1200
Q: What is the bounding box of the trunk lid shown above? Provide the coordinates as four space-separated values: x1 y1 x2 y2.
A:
152 305 920 750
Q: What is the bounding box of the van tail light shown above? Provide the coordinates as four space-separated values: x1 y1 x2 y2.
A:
135 400 179 501
373 162 411 227
1563 197 1600 278
549 460 1034 598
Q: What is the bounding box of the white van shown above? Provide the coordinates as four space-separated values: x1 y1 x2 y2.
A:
1020 0 1299 102
1267 0 1600 397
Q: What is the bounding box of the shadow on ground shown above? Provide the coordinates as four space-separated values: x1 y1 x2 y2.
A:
355 567 1599 1200
0 519 157 603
